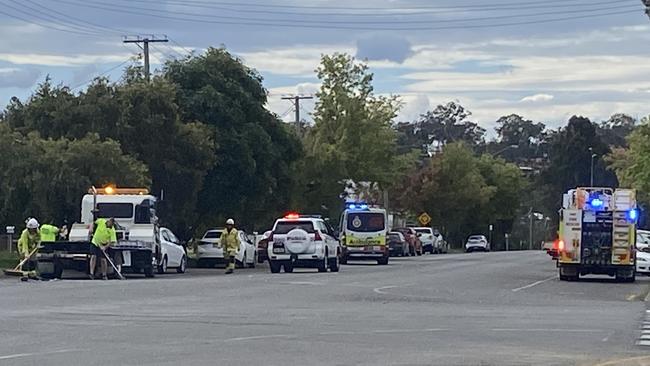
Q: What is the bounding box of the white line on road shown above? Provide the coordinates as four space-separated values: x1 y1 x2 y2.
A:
511 276 556 292
491 328 604 333
224 334 291 342
373 285 398 294
0 349 78 360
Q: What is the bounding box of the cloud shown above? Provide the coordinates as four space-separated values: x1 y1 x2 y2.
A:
0 52 131 66
0 67 41 88
238 45 355 76
521 94 554 103
356 34 412 63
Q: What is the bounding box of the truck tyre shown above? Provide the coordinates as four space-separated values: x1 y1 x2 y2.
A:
318 255 328 272
377 256 389 265
270 260 281 273
340 254 348 265
158 256 168 274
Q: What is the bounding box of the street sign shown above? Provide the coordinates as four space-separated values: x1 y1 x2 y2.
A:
418 212 432 226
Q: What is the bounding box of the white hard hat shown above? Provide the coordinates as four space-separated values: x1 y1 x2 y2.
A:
26 218 39 229
226 218 235 225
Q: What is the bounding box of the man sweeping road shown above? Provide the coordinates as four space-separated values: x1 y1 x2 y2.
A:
89 218 117 280
17 218 41 280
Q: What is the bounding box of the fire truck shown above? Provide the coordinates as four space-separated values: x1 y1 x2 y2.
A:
557 187 637 282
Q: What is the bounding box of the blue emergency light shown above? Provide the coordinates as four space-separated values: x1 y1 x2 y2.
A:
628 209 638 222
590 198 604 208
347 203 369 210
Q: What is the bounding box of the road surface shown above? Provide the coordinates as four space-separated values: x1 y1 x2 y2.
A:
0 251 649 366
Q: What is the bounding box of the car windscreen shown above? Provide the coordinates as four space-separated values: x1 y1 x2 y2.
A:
274 221 315 234
347 213 385 232
388 233 401 241
96 203 133 219
469 236 485 241
415 228 432 234
203 231 222 239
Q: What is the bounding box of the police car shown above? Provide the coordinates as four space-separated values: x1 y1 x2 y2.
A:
267 214 340 273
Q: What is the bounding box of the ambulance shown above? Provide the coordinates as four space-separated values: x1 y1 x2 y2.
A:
339 203 389 265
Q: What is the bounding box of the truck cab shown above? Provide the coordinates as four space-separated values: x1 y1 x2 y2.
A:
557 187 637 282
339 203 389 265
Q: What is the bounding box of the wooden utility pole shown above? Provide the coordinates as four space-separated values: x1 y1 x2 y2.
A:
123 35 168 80
282 95 313 134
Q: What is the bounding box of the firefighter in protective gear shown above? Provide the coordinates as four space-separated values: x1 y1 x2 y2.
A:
39 223 60 242
18 218 41 278
222 219 240 274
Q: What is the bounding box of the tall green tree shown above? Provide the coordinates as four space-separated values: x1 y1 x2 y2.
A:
164 48 302 231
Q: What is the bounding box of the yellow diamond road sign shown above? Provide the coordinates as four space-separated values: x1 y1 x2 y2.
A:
418 212 432 226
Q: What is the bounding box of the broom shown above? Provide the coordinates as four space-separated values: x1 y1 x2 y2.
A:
3 247 39 276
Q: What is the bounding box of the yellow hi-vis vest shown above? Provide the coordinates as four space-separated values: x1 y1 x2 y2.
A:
40 224 59 242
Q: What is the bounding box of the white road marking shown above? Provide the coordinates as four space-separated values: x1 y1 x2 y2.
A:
373 285 398 294
511 276 556 292
0 349 77 360
491 328 603 333
637 340 650 347
224 334 291 342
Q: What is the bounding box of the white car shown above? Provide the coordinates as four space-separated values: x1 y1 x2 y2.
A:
637 250 650 276
158 227 187 274
413 227 437 254
637 230 650 252
466 235 490 252
267 214 340 273
196 228 256 268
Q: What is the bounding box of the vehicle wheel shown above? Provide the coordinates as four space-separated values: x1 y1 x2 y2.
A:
270 260 281 273
176 256 187 273
329 254 340 272
377 256 389 265
416 250 422 256
283 261 294 273
247 258 256 268
144 264 155 278
340 254 348 265
158 256 168 274
318 254 328 272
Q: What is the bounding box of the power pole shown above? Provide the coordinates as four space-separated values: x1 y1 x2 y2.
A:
123 35 168 80
282 95 313 134
643 0 650 18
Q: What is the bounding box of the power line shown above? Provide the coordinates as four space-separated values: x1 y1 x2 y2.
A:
168 37 193 56
71 58 133 91
64 0 637 25
6 0 108 35
51 1 642 32
123 35 168 80
22 0 128 35
0 1 105 37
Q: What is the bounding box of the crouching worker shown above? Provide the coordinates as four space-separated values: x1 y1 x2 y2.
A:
89 218 117 280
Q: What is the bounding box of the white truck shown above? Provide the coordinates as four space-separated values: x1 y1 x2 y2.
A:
36 186 163 279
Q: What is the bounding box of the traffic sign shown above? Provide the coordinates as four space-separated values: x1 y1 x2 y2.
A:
418 212 432 226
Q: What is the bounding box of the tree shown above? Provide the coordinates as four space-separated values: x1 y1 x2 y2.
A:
491 114 547 163
608 122 650 204
598 113 636 148
0 124 149 226
164 48 302 230
299 53 414 218
418 102 486 150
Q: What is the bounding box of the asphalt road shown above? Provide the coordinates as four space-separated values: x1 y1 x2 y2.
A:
0 251 649 366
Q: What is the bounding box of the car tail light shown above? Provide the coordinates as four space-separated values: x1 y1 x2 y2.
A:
314 231 322 241
558 240 565 251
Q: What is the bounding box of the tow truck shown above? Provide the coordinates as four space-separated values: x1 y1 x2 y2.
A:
35 186 162 279
557 187 637 282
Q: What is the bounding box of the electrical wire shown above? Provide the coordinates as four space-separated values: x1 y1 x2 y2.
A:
168 37 193 56
6 0 109 35
52 0 642 31
59 0 639 26
0 0 105 36
70 58 133 91
22 0 128 35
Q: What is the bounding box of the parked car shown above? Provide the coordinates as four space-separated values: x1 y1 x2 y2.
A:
433 229 448 254
393 227 423 256
388 231 408 257
637 230 650 252
636 249 650 276
414 227 436 254
257 230 272 263
268 214 340 273
196 228 256 268
465 235 490 252
158 227 187 274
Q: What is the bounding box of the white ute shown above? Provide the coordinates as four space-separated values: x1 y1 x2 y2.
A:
267 214 340 273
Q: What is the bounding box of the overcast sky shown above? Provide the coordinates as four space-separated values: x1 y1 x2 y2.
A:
0 0 649 132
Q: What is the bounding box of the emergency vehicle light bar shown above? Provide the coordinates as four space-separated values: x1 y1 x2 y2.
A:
89 187 149 195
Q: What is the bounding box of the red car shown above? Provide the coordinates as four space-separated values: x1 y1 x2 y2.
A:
393 227 423 256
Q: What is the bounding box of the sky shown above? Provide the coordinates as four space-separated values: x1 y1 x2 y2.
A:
0 0 649 133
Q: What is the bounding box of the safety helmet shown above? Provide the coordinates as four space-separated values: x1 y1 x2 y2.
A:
26 218 39 229
226 218 235 225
